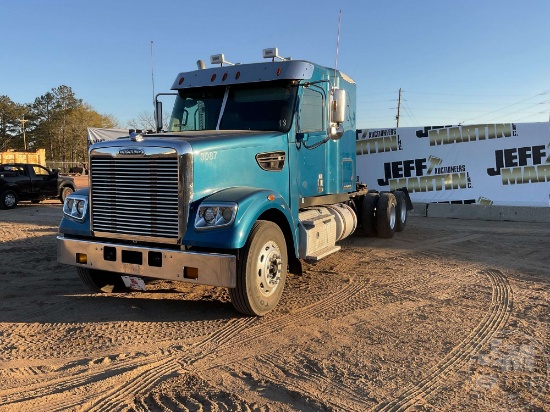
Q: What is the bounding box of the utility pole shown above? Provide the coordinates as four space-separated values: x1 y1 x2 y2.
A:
18 116 29 151
396 88 402 128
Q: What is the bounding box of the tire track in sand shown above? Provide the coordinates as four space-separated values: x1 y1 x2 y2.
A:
129 282 371 412
208 269 511 412
85 282 368 411
189 281 368 368
83 356 179 412
3 282 363 411
0 354 156 408
373 269 512 412
4 265 497 412
254 352 371 412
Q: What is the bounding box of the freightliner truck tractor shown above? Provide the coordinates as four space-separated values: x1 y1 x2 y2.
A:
57 48 412 316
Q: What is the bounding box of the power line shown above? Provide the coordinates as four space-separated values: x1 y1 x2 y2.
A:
516 109 550 122
401 99 420 126
403 90 543 98
484 100 550 122
459 89 550 124
359 87 550 127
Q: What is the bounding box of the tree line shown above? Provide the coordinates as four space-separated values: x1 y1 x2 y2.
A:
0 85 118 166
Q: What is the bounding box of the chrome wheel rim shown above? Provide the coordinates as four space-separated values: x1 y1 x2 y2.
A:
400 199 407 223
4 193 16 207
255 241 282 297
389 204 396 229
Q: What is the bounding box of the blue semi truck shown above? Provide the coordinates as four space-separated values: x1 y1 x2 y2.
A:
57 49 412 316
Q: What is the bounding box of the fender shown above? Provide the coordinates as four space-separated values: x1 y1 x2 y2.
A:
58 188 92 236
183 186 297 252
1 182 20 193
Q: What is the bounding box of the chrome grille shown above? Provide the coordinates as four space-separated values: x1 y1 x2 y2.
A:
90 157 180 239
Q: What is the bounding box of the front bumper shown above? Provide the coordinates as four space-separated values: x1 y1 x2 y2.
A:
57 235 236 288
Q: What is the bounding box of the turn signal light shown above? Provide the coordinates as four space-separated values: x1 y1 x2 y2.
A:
76 253 87 264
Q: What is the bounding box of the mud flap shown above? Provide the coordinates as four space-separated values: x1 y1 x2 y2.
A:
394 187 414 211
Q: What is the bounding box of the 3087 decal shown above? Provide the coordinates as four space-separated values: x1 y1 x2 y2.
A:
200 151 218 161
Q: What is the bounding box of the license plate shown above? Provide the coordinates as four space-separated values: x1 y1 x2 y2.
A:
121 276 147 291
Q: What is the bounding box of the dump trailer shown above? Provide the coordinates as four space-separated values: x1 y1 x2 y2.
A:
57 48 412 316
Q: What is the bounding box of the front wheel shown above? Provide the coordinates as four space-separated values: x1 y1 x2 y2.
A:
77 267 127 293
229 220 287 316
0 190 18 209
60 186 74 203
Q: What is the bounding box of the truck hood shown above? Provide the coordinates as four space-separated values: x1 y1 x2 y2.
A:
183 130 289 200
146 130 282 145
91 130 284 152
88 130 290 201
59 175 75 184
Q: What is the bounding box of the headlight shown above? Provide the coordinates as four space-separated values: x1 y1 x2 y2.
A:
195 202 237 229
63 194 88 221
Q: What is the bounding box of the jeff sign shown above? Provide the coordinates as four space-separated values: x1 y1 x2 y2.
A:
356 122 550 207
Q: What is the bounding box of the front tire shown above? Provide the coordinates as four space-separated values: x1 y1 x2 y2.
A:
229 220 287 316
0 190 18 209
60 186 74 203
77 267 127 293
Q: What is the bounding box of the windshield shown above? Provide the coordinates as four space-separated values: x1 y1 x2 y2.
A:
169 80 297 133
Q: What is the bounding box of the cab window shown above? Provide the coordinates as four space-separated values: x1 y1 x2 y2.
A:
298 87 324 133
33 166 50 176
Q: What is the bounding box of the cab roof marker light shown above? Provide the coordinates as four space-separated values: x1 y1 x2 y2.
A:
210 54 234 66
262 48 291 62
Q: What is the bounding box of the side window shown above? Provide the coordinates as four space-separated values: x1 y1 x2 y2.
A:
171 98 199 131
298 88 324 133
33 166 50 176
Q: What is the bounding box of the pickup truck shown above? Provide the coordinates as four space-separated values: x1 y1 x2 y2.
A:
0 163 76 209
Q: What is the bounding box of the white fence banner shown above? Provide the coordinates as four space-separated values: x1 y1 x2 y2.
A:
356 122 550 207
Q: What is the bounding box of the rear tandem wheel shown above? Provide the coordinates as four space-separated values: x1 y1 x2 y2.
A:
376 192 397 239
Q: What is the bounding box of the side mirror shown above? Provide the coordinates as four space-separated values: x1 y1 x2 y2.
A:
155 100 163 132
331 89 346 124
330 88 346 140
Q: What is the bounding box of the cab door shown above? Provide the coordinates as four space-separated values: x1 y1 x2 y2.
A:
295 86 327 201
31 165 58 197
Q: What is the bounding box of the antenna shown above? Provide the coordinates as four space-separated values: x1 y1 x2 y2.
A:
150 40 155 107
333 10 342 81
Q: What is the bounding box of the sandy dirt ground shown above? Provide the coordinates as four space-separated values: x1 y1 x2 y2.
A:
0 179 548 411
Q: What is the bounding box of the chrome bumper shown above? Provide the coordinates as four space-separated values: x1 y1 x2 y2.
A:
57 235 236 288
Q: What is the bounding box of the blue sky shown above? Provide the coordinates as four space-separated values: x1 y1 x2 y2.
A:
2 0 549 128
